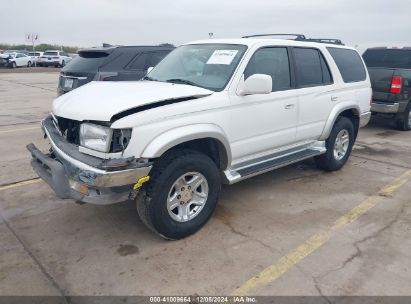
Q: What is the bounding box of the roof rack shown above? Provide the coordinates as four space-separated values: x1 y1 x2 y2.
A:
242 34 344 45
242 34 306 40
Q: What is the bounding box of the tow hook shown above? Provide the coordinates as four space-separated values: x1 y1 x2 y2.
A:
129 176 150 200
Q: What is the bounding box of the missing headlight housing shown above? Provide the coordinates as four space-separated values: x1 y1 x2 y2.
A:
111 128 132 153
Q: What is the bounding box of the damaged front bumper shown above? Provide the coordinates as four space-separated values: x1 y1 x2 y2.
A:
27 117 152 205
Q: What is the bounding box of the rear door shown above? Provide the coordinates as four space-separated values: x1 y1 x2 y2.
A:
293 47 335 141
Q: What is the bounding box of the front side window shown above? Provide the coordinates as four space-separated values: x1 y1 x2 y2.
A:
148 44 247 92
244 47 291 91
327 47 366 83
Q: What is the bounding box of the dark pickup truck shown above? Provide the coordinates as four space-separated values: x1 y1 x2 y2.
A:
362 47 411 130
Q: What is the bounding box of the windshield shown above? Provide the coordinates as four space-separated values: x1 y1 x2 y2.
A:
147 44 247 91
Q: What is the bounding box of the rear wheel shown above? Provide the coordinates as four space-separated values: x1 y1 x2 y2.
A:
395 102 411 131
315 116 355 171
136 149 221 240
27 61 31 67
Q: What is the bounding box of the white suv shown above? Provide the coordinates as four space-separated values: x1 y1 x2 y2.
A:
28 35 371 239
38 50 72 67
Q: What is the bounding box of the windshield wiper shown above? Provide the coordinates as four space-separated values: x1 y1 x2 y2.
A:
165 78 198 87
142 76 158 81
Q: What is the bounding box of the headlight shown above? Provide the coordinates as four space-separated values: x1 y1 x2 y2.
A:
80 123 113 153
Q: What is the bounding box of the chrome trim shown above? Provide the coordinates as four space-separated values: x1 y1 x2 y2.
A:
359 111 371 128
224 141 326 184
60 75 88 80
371 102 399 113
41 119 152 188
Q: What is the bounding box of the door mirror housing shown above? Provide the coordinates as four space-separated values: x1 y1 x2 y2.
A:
239 74 272 95
147 66 154 74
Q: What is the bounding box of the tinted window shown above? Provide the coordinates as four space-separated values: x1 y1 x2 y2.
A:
293 48 324 87
244 47 291 91
363 49 411 69
16 54 25 58
148 51 169 67
127 53 149 70
63 52 110 72
44 51 58 56
327 47 366 82
320 55 332 84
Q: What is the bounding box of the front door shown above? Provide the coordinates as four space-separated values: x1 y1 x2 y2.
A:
229 47 298 163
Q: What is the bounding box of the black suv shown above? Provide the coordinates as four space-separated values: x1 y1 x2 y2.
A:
363 47 411 130
58 45 174 95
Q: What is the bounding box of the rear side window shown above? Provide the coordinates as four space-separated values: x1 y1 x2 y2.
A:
127 52 149 70
127 51 170 70
244 47 291 91
293 48 332 87
327 47 366 83
363 49 411 69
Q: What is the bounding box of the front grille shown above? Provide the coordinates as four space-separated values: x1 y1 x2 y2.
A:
55 116 81 145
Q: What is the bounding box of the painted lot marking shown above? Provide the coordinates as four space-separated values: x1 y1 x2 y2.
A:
233 169 411 296
0 126 39 134
0 178 41 192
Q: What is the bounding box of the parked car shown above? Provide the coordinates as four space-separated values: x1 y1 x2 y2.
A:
4 50 30 55
37 50 72 67
27 35 371 239
58 45 174 95
28 51 44 66
0 52 32 68
362 47 411 131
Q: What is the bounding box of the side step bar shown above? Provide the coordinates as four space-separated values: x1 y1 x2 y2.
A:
224 144 326 184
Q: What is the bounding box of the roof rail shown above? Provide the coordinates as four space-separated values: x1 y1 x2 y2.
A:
242 34 306 40
242 34 344 45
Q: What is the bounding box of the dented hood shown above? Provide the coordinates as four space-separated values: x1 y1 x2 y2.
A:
52 81 213 121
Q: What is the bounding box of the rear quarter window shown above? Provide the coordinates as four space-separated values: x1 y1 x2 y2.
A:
327 47 367 83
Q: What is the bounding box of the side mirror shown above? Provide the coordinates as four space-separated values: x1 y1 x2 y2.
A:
147 66 154 74
239 74 272 95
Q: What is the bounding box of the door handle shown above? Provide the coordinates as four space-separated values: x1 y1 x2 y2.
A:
285 104 295 109
331 96 339 102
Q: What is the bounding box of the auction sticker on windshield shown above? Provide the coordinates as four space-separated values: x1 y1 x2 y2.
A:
207 50 238 65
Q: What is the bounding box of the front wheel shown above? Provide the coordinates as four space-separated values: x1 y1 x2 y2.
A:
11 62 17 68
136 149 221 240
27 61 32 67
315 116 355 171
60 60 65 67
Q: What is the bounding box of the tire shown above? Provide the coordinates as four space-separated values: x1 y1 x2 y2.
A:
11 62 16 69
27 61 31 67
136 149 221 240
315 116 355 171
395 102 411 131
60 60 65 68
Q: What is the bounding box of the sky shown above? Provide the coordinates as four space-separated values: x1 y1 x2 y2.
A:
1 0 410 52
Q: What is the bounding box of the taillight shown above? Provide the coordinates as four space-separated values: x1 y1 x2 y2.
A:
390 75 403 94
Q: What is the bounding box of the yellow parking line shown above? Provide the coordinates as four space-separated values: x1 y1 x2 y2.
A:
0 126 39 134
0 178 41 192
233 169 411 296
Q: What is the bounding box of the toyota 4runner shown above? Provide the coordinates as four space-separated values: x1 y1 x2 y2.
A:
28 35 372 239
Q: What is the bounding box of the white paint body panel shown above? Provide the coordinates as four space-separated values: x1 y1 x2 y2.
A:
51 38 372 170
